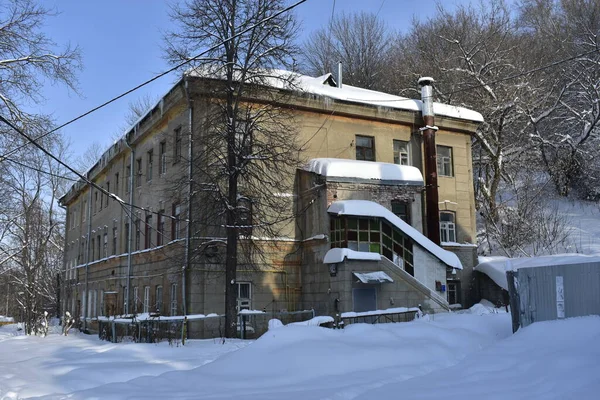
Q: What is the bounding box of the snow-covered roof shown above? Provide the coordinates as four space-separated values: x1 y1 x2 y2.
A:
475 253 600 290
327 200 462 269
304 158 423 184
353 271 394 284
323 248 381 264
186 68 484 123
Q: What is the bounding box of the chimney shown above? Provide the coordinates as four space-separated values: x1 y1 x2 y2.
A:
337 61 343 89
418 77 441 245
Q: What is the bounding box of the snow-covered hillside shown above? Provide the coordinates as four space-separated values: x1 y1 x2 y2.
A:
1 307 599 399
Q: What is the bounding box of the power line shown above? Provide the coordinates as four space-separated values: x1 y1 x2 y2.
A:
0 0 310 161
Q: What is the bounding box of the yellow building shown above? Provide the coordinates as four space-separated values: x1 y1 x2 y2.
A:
60 70 482 337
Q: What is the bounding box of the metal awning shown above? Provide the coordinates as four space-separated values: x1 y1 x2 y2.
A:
353 271 394 284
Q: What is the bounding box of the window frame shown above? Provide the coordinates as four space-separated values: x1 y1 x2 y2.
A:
174 127 182 163
146 149 153 182
170 283 177 316
143 286 150 313
355 135 375 161
436 145 454 177
155 285 163 314
145 214 153 249
159 141 167 175
236 282 252 311
439 211 457 243
393 139 410 166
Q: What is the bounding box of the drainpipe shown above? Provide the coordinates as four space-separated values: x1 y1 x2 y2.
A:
124 137 135 315
183 78 194 317
418 77 440 245
83 180 93 331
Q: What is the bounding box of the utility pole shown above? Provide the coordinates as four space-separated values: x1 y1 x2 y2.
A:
418 77 441 245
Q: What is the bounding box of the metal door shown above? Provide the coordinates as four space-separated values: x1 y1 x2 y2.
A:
352 287 377 312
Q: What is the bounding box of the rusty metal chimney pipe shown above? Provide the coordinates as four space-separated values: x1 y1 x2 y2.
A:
418 77 441 245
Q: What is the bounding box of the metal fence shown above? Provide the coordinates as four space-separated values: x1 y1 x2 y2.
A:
507 262 600 332
97 309 316 343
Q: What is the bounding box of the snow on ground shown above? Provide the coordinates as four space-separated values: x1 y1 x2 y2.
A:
558 197 600 254
1 311 599 399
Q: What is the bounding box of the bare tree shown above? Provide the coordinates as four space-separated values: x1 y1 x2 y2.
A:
165 0 301 338
0 129 68 334
0 0 81 126
302 11 391 90
518 0 600 198
121 94 160 128
0 0 79 328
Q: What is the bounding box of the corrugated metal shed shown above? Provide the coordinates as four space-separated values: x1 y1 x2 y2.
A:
508 262 600 331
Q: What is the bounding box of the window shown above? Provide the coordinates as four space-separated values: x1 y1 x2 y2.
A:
238 197 252 237
157 211 165 246
237 282 251 311
440 211 456 243
170 283 177 316
91 238 95 260
355 135 375 161
112 227 118 255
236 120 253 160
135 219 141 251
105 182 110 206
437 145 453 177
136 158 142 187
155 285 163 314
87 290 93 318
100 189 103 211
330 216 415 276
143 286 150 313
146 149 153 182
391 200 411 224
82 200 87 222
133 286 139 313
100 290 104 316
97 235 101 259
115 173 119 196
145 214 153 249
93 290 98 318
174 127 182 163
103 233 108 258
124 222 130 251
94 192 98 214
159 141 167 175
172 203 181 240
393 140 410 166
125 165 131 193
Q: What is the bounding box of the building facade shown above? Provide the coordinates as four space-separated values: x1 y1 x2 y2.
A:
60 71 482 335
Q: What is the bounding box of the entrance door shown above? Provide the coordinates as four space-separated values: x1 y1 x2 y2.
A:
352 287 377 312
447 281 461 305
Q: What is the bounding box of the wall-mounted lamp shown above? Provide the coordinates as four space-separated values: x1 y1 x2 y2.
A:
329 263 338 277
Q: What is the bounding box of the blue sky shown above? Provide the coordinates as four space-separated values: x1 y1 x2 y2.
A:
35 0 474 157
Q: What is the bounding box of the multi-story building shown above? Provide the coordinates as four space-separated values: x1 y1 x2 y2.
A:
60 70 482 336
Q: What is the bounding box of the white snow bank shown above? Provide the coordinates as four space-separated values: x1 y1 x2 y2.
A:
361 316 600 400
341 307 419 318
323 248 381 264
475 253 600 290
328 200 463 269
289 316 334 327
49 313 509 399
304 158 423 183
467 299 508 316
0 316 14 323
